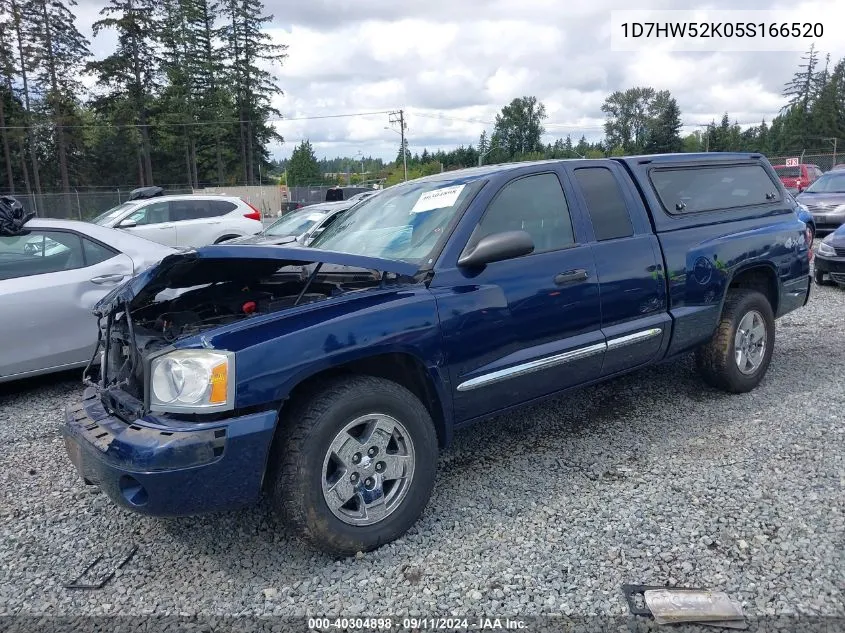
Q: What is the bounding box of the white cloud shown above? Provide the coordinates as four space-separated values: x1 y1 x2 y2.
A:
73 0 845 159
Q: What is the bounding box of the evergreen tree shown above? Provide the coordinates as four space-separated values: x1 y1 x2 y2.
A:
29 0 90 197
783 45 819 112
394 138 410 166
477 130 488 156
221 0 287 184
88 0 160 185
5 0 43 201
0 17 17 192
286 140 320 186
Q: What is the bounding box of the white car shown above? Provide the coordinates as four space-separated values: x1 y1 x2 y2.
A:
91 195 264 248
0 218 176 383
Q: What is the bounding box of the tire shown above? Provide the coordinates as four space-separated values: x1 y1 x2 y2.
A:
696 289 775 393
814 268 833 286
214 234 240 244
269 375 438 556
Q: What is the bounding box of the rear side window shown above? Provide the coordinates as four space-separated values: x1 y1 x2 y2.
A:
82 238 117 266
573 167 634 241
169 200 210 221
650 165 779 214
209 200 238 216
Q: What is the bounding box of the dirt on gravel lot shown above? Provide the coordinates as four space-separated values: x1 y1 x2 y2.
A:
0 284 843 625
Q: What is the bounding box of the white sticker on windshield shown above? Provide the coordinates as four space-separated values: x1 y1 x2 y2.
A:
307 214 324 221
410 184 466 213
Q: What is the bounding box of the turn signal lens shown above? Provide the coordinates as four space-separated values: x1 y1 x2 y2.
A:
209 362 229 404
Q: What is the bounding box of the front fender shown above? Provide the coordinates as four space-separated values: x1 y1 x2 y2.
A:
204 287 451 428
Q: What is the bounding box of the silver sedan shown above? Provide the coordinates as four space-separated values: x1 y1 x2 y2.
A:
0 218 176 383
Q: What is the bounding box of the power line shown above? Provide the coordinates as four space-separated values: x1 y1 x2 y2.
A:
412 112 495 126
0 109 396 131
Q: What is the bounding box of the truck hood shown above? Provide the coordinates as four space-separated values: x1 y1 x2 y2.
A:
93 244 420 316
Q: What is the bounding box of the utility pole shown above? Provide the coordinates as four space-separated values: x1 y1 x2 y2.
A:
824 137 838 167
389 110 407 181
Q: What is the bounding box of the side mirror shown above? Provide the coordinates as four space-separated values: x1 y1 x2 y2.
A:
458 230 534 268
118 218 137 228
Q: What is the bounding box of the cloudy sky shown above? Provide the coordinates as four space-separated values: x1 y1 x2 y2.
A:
74 0 845 161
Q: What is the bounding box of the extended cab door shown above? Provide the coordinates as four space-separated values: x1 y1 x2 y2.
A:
430 170 605 423
564 161 670 376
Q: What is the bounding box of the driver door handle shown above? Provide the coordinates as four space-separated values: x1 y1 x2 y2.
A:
90 273 126 284
554 269 588 286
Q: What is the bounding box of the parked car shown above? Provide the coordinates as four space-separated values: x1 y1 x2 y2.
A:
63 153 811 555
91 194 263 248
774 163 822 193
813 223 845 286
280 201 306 214
0 218 175 383
345 190 380 204
224 200 355 247
796 170 845 233
325 186 374 202
785 190 816 243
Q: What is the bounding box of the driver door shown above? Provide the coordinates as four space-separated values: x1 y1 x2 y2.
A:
118 201 177 246
429 171 605 423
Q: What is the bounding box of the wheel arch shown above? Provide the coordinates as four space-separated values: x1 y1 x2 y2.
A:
280 351 453 448
723 262 779 315
214 234 242 244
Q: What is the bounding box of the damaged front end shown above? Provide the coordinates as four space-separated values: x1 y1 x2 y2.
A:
84 244 421 421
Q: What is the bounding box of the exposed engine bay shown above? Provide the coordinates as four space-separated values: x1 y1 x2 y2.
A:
131 270 382 344
96 267 389 405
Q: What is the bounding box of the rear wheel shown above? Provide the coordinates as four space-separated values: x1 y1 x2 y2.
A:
269 375 438 556
696 289 775 393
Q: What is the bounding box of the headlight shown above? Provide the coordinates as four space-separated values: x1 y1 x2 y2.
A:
149 350 234 413
818 241 836 257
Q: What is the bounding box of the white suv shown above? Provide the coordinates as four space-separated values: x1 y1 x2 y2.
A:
91 195 263 248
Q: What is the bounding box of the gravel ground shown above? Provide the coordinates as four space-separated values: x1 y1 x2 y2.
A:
0 282 843 627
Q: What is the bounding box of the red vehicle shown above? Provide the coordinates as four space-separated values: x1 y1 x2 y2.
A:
774 163 822 193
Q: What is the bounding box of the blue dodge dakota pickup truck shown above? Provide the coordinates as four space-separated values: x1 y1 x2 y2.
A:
64 153 812 555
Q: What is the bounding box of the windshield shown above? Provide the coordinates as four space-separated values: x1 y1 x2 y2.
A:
309 177 484 265
265 208 327 237
91 201 139 225
804 173 845 193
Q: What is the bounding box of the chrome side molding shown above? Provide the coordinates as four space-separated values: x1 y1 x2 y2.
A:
456 327 663 392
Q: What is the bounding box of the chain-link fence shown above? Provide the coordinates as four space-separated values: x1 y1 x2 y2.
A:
2 187 194 220
287 185 374 205
769 153 843 172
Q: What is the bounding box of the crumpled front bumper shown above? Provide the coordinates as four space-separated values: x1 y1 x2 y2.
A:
62 387 278 517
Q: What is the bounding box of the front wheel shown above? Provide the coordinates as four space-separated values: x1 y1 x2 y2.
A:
696 289 775 393
269 375 438 556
